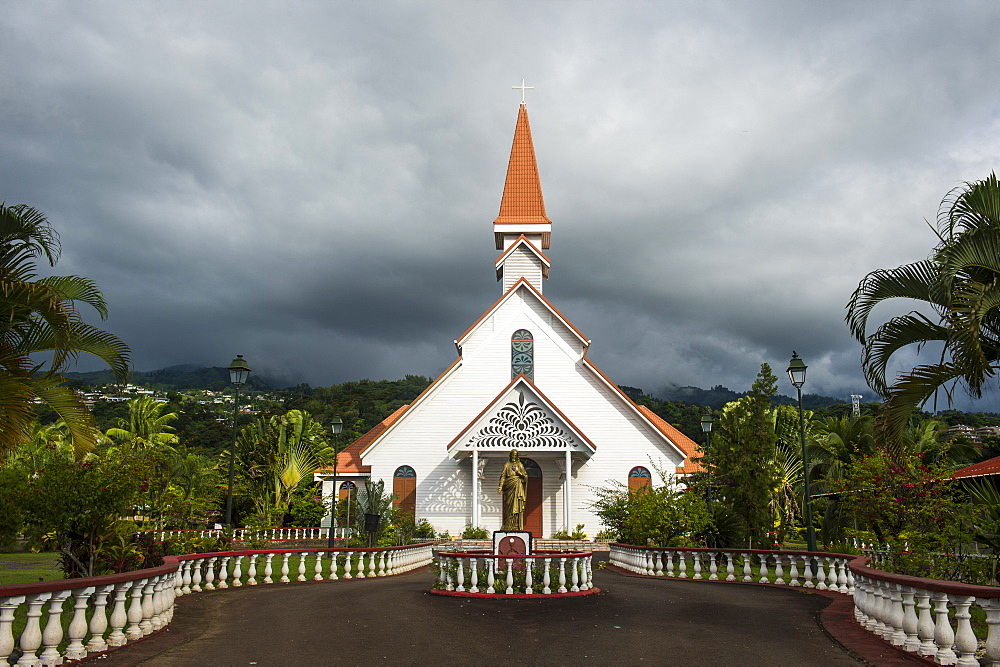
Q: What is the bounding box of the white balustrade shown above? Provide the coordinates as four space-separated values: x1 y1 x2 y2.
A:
0 542 433 666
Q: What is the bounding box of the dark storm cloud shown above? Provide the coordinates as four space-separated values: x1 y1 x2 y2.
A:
2 1 1000 409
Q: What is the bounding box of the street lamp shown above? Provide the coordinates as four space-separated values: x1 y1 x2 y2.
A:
700 412 713 503
327 416 344 550
224 354 251 527
787 351 817 555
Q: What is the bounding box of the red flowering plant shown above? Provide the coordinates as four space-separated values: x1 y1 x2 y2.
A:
837 448 977 580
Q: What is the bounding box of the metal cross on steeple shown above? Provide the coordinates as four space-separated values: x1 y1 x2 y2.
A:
512 78 534 104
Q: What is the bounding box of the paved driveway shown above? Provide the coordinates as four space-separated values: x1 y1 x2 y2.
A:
90 563 920 666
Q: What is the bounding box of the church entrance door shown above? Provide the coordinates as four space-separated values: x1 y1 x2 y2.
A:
522 457 542 537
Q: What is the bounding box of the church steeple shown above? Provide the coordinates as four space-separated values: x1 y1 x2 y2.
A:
493 102 552 252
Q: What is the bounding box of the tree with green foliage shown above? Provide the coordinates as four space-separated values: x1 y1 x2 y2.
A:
105 395 180 450
235 409 333 527
846 173 1000 452
703 364 779 547
589 473 711 547
0 203 130 462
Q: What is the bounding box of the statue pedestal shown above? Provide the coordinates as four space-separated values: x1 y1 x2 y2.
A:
493 531 532 556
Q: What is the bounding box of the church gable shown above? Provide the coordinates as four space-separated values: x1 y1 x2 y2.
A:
448 376 596 454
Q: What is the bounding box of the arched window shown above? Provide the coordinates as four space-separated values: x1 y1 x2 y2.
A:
339 480 356 500
512 329 534 380
628 466 652 493
393 465 417 515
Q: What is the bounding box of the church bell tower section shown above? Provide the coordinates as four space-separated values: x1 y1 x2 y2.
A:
493 102 551 293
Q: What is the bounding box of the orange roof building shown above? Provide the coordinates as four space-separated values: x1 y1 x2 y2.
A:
317 95 702 538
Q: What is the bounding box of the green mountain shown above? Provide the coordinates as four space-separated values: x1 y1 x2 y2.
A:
65 364 275 391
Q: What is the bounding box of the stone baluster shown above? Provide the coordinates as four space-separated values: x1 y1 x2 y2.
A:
456 557 466 592
586 557 594 590
845 562 855 595
558 558 568 594
247 555 258 585
571 558 580 592
951 595 978 667
915 589 937 658
297 553 308 582
279 553 291 583
708 552 718 581
149 578 164 632
329 553 340 580
218 556 231 589
789 555 800 587
39 589 70 666
815 557 828 590
173 566 183 598
862 579 881 634
263 554 275 584
932 591 958 665
203 557 217 590
758 554 770 584
677 552 687 579
853 576 868 627
836 559 849 593
874 580 891 638
344 552 354 579
378 552 387 577
977 598 1000 666
85 584 113 653
900 586 920 652
505 560 515 595
0 595 24 664
64 586 94 660
543 558 552 595
18 591 51 666
190 560 202 593
654 550 663 576
725 553 735 582
774 554 785 585
106 582 131 647
665 550 675 577
742 553 752 582
801 556 814 588
486 559 496 594
314 552 325 581
125 579 147 641
692 552 702 580
139 579 156 635
524 559 534 595
469 557 480 594
887 583 906 646
180 560 192 595
368 552 377 578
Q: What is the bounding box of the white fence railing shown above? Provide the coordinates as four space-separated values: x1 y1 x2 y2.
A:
610 543 1000 666
434 551 594 595
137 527 346 542
0 543 433 666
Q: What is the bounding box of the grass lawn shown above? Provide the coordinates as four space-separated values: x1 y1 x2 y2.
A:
0 551 64 586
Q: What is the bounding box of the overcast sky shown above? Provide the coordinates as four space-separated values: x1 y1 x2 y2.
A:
2 1 999 407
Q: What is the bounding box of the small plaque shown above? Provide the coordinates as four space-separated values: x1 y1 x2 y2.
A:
493 530 532 556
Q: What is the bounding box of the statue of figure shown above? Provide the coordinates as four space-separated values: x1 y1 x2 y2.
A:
498 449 528 531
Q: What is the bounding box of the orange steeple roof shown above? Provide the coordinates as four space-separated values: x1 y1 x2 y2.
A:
493 103 551 228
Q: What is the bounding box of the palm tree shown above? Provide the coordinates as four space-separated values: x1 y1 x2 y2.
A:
105 395 179 450
846 173 1000 452
0 203 130 462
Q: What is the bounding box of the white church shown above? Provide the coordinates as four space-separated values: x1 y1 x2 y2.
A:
318 98 702 538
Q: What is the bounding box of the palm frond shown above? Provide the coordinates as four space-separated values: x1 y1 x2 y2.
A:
846 260 942 342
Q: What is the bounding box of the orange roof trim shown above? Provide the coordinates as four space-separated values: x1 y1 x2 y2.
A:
455 277 589 348
316 404 412 475
636 405 705 475
495 234 551 267
493 104 551 228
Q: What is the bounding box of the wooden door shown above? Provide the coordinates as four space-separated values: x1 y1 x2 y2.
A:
522 458 543 538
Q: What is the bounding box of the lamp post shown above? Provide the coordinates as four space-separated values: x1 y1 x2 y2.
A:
700 412 713 504
787 351 817 555
327 416 344 550
224 354 251 527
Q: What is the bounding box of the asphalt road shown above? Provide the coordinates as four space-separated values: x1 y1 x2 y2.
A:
90 565 885 666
